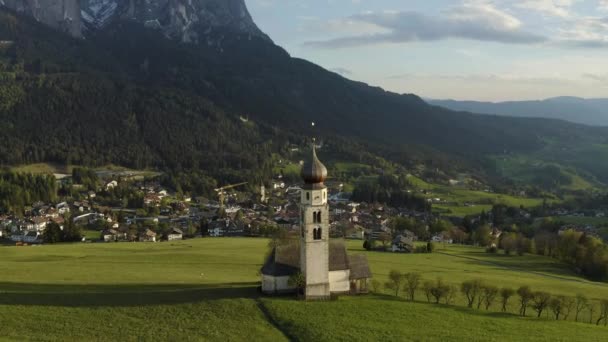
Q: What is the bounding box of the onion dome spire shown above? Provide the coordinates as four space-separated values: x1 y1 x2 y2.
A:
301 138 328 185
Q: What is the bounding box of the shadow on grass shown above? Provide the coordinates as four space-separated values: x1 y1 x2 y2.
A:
368 294 523 319
0 282 261 307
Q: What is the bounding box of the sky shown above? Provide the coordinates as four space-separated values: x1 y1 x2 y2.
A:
247 0 608 101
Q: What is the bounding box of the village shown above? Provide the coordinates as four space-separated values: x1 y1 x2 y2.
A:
0 164 606 252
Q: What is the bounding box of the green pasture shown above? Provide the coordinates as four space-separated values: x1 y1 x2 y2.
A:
0 238 606 341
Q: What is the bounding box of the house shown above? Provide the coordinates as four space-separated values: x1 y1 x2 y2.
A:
102 229 126 242
167 228 183 241
432 232 453 244
392 235 415 253
139 229 157 242
106 180 118 190
30 217 48 232
23 231 42 244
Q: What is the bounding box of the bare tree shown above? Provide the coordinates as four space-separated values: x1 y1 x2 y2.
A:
429 278 450 304
500 288 515 312
549 296 564 320
403 272 421 301
562 296 575 321
483 285 499 310
461 279 483 308
532 292 552 318
588 302 596 324
575 294 589 322
423 281 434 303
384 270 404 297
445 285 458 305
517 286 534 316
597 300 608 326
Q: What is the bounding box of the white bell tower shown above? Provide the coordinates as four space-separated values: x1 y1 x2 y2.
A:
300 139 330 300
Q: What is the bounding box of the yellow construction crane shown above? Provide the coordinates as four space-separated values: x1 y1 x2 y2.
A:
214 182 248 209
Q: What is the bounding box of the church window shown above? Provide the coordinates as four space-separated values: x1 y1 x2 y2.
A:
314 227 322 240
313 211 322 223
306 192 310 201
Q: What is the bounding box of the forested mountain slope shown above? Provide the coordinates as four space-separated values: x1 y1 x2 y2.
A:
1 7 608 186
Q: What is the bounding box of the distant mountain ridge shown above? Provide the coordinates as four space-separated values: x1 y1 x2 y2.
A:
429 97 608 126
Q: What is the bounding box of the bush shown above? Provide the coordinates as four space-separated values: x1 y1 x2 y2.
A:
427 241 435 253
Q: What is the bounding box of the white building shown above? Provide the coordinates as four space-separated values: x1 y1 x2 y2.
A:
261 143 371 299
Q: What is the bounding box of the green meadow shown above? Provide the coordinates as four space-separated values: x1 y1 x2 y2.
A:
0 238 606 341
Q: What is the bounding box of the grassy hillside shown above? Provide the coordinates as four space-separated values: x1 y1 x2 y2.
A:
0 238 606 341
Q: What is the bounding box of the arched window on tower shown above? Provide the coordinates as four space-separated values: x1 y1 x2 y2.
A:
314 227 322 240
316 211 322 223
306 192 310 201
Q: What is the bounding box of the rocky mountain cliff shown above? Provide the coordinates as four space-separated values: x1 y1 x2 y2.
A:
1 0 267 41
1 0 81 37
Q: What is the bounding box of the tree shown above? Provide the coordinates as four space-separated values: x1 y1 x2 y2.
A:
445 285 458 305
588 302 596 324
517 286 534 316
404 272 421 301
561 296 575 321
483 285 499 310
377 232 392 251
423 281 434 303
42 222 62 243
429 278 450 304
500 233 517 255
461 279 483 308
598 300 608 326
549 296 564 320
384 270 404 297
575 294 589 322
500 287 515 312
288 272 306 296
473 225 492 247
532 292 552 318
429 219 452 235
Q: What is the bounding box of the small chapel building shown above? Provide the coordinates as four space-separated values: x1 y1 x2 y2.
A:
260 142 372 299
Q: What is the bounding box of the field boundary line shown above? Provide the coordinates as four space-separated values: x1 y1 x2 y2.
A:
255 298 295 342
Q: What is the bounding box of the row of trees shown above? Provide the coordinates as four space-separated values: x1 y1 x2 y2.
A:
378 271 608 326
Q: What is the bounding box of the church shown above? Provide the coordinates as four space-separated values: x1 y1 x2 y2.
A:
261 142 372 300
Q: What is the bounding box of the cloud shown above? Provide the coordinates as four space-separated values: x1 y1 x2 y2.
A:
582 73 608 82
556 16 608 47
600 0 608 11
305 3 547 48
514 0 578 18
